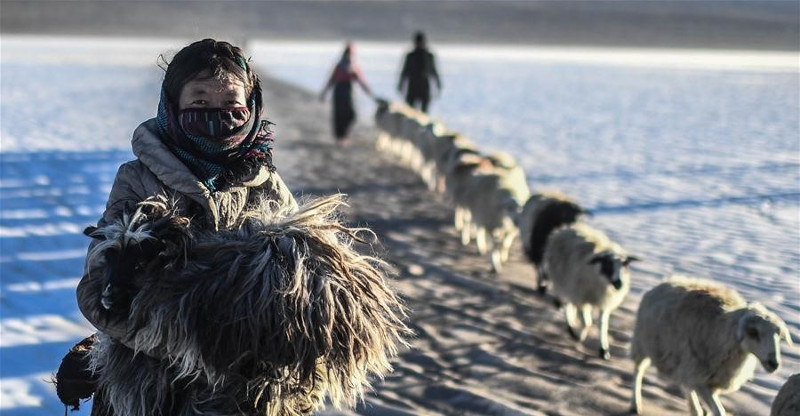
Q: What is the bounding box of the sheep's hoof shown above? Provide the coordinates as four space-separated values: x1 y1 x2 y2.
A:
552 298 562 309
599 348 611 361
568 326 581 341
629 404 640 414
536 284 548 296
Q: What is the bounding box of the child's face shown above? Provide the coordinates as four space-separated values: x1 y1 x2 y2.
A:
179 71 247 110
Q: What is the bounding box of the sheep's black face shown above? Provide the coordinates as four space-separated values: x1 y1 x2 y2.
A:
590 253 622 290
101 236 166 313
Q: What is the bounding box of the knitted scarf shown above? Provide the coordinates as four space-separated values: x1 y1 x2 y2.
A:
156 79 275 192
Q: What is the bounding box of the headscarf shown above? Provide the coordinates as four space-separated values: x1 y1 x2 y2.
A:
156 77 275 193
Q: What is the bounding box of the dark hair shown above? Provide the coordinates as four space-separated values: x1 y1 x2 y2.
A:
414 31 426 45
160 39 255 104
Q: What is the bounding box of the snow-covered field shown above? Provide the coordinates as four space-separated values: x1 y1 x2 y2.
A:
1 36 798 414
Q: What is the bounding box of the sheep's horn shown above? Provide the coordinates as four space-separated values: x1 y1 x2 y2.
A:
780 324 794 347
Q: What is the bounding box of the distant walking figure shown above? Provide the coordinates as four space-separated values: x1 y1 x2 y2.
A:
398 31 442 113
320 42 373 146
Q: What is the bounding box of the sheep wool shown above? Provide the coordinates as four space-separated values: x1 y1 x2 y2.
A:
543 222 633 359
517 192 586 294
631 275 793 416
771 374 800 416
86 194 411 416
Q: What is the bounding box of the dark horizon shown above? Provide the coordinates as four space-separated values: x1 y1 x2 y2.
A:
2 0 798 51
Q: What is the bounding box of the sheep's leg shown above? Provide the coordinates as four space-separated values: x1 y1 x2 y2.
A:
535 266 548 295
598 309 612 360
460 211 473 245
436 175 446 193
476 227 488 254
490 232 503 274
564 303 582 341
578 304 592 342
696 387 725 416
682 388 705 416
499 229 516 263
454 207 464 231
490 250 502 274
630 357 651 414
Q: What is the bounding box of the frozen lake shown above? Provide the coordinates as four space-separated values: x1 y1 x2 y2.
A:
1 36 798 414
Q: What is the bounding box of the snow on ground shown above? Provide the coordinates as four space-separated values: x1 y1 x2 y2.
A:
1 36 799 414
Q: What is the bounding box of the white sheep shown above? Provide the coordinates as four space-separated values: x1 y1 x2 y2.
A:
517 192 588 294
444 147 490 245
543 222 638 359
463 170 526 273
771 373 800 416
485 151 530 204
630 275 794 416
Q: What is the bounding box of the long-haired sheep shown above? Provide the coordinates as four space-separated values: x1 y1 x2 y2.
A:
444 147 491 245
463 171 526 273
459 154 530 272
771 374 800 416
517 192 588 295
542 222 638 360
85 194 411 416
630 276 794 416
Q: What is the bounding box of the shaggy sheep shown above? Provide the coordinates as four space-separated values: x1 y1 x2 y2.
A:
85 194 410 416
517 192 588 294
465 173 521 272
485 151 530 204
459 162 531 273
419 126 470 193
630 276 794 416
443 146 490 244
543 222 638 359
771 374 800 416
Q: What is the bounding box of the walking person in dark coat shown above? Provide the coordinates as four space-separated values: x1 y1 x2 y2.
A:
398 31 442 113
320 42 373 146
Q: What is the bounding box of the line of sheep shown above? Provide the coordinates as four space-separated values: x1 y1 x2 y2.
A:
373 99 797 416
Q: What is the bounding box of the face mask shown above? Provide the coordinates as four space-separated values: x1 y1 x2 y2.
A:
178 107 251 142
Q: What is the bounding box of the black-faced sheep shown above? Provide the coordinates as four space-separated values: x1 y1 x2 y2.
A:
517 192 588 295
542 222 638 359
771 373 800 416
630 276 794 416
85 194 410 416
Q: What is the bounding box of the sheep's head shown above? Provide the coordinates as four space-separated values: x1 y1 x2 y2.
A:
736 303 794 373
85 195 192 316
589 252 640 290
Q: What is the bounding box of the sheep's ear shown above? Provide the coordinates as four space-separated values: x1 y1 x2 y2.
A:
83 226 102 239
580 208 594 218
623 256 642 266
589 252 611 264
736 310 756 342
779 322 794 347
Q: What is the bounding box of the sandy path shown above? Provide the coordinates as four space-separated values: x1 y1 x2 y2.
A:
262 76 711 416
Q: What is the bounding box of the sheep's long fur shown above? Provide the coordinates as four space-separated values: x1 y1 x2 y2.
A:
542 222 632 359
517 192 586 293
771 374 800 416
630 276 794 416
461 169 527 273
87 194 411 416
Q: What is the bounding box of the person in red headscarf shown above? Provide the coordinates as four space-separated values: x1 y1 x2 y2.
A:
320 42 373 146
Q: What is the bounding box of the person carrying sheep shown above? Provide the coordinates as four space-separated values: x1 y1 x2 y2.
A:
57 39 408 416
